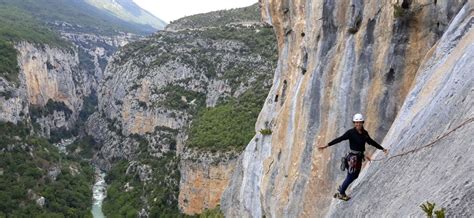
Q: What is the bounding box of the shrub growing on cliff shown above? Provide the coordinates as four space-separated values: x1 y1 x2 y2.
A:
198 206 224 218
259 128 272 135
393 4 406 18
420 201 446 218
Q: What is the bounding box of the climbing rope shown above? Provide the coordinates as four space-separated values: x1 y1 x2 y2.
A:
371 117 474 162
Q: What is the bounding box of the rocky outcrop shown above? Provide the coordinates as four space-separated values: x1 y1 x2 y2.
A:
0 42 84 137
222 0 471 217
0 77 27 124
178 149 239 215
16 42 81 107
59 29 139 87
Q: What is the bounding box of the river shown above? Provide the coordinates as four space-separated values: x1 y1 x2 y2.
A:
91 168 107 218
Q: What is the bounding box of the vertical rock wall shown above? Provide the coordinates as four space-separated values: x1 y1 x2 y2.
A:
178 149 239 215
0 42 84 135
222 0 470 217
328 4 473 216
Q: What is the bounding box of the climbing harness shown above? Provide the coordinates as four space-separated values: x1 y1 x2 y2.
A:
371 117 473 162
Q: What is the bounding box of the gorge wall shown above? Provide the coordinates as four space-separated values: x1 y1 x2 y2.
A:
87 5 278 215
222 0 472 217
0 31 135 140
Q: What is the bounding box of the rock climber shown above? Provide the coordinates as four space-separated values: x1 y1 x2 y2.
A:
318 113 388 200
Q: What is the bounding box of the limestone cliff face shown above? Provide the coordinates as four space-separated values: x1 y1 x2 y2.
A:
328 4 473 216
0 42 83 136
178 149 239 215
0 76 28 124
222 0 471 217
16 42 79 107
59 29 139 90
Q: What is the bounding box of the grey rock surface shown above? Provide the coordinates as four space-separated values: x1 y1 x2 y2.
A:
328 4 474 216
222 0 472 217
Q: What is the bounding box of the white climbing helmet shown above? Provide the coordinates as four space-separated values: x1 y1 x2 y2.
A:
353 113 364 122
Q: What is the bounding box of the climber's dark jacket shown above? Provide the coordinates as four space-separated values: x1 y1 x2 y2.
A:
327 128 384 152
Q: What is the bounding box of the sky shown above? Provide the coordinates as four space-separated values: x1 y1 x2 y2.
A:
133 0 258 23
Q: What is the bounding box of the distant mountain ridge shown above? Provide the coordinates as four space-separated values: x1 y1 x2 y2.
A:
85 0 167 31
165 3 260 31
0 0 166 36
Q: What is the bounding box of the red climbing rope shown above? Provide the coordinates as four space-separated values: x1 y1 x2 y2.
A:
371 117 474 162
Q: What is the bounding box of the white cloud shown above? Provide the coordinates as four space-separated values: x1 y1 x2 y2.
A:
133 0 258 23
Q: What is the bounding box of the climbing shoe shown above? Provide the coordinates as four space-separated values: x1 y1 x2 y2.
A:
333 193 351 201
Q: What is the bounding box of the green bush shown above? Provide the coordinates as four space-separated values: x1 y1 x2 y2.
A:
187 86 268 151
420 201 446 218
198 206 224 218
393 4 409 18
259 128 272 135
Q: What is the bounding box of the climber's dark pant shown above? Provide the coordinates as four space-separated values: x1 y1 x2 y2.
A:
339 153 363 195
338 169 360 195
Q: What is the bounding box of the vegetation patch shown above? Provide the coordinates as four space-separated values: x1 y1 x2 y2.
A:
29 99 73 122
0 39 20 84
0 0 152 36
259 128 272 135
198 206 225 218
79 93 98 122
49 127 77 144
0 121 94 217
187 86 269 152
200 26 277 63
102 153 181 217
420 201 446 218
156 85 206 111
67 136 98 159
393 4 405 18
0 4 70 47
167 3 260 30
